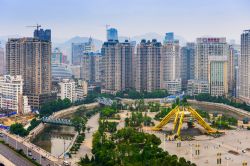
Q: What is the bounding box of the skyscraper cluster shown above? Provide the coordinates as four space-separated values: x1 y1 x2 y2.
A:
78 29 248 102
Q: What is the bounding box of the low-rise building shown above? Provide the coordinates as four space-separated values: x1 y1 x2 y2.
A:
164 79 182 95
75 80 88 101
0 75 31 114
58 79 76 102
187 79 209 96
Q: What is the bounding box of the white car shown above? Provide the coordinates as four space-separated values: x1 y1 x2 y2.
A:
63 161 70 166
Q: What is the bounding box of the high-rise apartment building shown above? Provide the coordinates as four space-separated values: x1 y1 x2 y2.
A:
228 44 240 97
71 37 95 65
107 28 118 41
0 46 4 75
135 39 162 92
180 42 195 90
239 30 250 103
6 37 54 109
101 40 122 91
161 35 181 94
196 37 228 96
0 75 31 114
81 52 102 84
101 40 135 92
121 40 135 90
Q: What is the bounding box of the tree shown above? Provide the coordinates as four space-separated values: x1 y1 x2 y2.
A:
10 123 29 137
72 116 87 134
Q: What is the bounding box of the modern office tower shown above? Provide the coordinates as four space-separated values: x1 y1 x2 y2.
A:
34 29 51 41
162 37 181 94
228 45 240 97
58 79 76 102
196 37 228 96
71 37 95 65
180 42 195 90
101 40 122 91
107 28 118 41
0 75 31 114
6 37 54 109
135 39 162 92
164 32 174 44
0 46 4 75
80 52 102 84
239 30 250 103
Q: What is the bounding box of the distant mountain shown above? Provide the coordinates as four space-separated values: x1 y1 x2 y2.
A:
53 36 103 62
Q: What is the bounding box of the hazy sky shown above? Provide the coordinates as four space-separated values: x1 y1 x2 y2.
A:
0 0 249 43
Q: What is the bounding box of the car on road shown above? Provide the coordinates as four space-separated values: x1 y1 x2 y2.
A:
63 161 70 166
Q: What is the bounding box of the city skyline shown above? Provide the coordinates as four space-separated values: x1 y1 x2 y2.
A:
0 0 250 43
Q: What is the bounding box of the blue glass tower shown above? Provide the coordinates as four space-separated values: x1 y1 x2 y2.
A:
34 29 51 41
107 28 118 41
164 32 174 43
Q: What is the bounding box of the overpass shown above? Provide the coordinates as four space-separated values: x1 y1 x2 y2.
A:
41 117 73 126
96 97 113 106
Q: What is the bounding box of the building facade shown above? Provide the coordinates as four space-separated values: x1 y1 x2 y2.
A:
6 37 53 109
107 28 118 41
161 35 181 94
135 39 162 92
58 79 76 102
71 38 95 65
0 75 31 114
180 42 195 90
34 29 51 42
101 40 122 91
195 37 228 96
239 30 250 103
80 52 102 84
187 79 209 96
0 46 4 75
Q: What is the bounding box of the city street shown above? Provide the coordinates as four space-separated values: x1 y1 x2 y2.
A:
0 143 35 166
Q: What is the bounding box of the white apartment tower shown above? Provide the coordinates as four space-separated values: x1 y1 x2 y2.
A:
239 30 250 103
0 75 31 114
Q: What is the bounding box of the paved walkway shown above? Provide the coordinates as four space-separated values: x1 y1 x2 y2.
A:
68 113 100 166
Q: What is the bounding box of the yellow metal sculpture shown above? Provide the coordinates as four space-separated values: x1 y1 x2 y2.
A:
153 106 217 137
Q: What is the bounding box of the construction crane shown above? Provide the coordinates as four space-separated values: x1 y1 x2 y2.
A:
26 24 41 36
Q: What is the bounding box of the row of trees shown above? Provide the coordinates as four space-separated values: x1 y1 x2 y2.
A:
189 93 250 112
125 112 153 127
40 98 72 117
79 127 196 166
116 89 169 99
